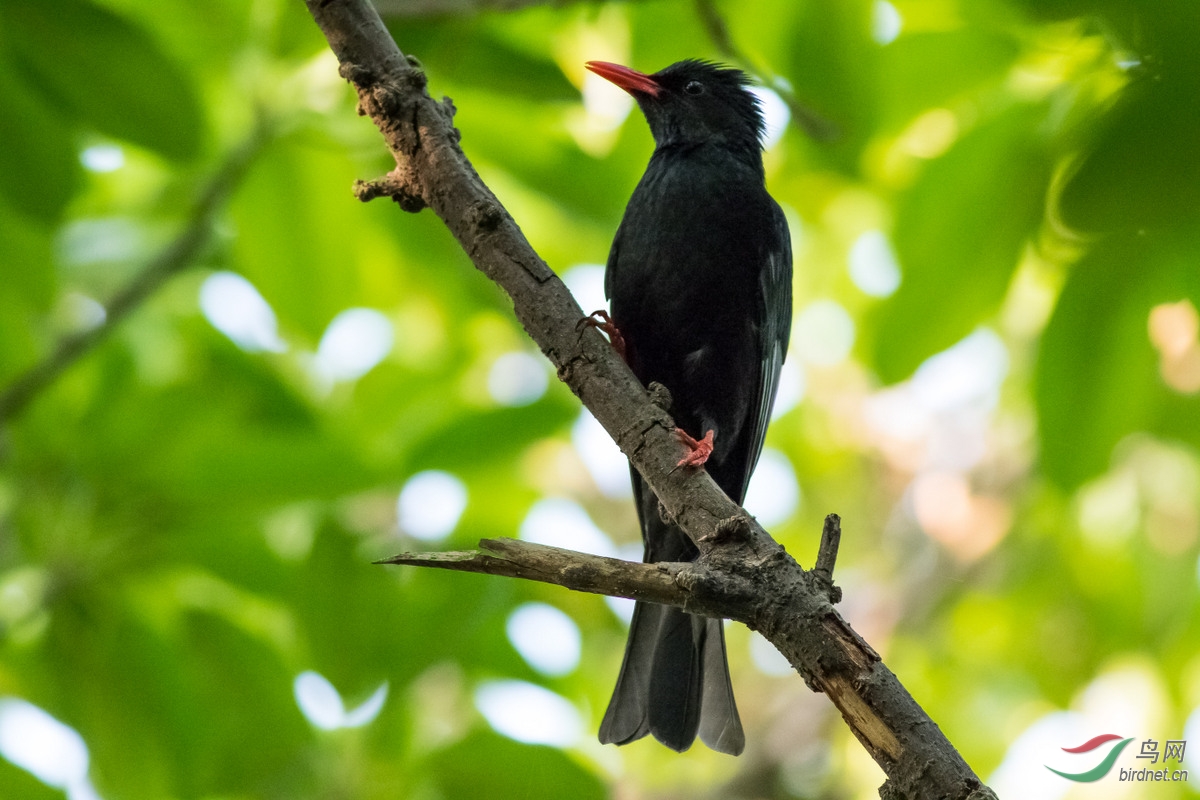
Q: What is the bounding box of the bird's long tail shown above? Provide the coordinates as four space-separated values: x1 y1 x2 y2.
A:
598 476 744 755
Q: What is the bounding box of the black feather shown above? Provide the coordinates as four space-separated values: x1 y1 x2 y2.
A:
594 59 793 755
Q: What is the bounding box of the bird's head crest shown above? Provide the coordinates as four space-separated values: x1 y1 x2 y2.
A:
587 59 767 152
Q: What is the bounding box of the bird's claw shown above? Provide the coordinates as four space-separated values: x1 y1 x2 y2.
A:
578 310 627 361
674 428 714 468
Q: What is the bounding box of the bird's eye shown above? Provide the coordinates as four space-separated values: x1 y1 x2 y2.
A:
684 81 705 95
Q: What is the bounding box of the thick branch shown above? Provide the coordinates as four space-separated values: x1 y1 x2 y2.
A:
304 3 995 798
0 127 268 422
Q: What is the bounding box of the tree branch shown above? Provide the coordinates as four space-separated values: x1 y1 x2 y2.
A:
380 538 691 606
0 125 269 423
813 513 843 603
304 2 995 798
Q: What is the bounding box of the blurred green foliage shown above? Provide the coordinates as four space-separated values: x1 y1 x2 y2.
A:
3 0 1200 798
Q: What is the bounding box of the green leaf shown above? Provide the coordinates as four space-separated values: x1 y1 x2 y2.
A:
0 0 205 162
45 588 308 798
0 204 55 309
229 135 390 342
0 758 59 800
878 30 1020 131
393 20 579 103
404 400 577 474
1058 75 1200 234
0 201 57 383
1035 232 1200 488
780 0 879 170
427 732 606 800
0 66 81 223
872 105 1051 382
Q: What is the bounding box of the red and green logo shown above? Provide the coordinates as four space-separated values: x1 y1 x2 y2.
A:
1046 734 1135 782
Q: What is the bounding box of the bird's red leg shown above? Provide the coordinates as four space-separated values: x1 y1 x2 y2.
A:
674 428 714 468
578 310 627 361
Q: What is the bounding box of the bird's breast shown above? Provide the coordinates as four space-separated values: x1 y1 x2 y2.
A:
611 154 773 318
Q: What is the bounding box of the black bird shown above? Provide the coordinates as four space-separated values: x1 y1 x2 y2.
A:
586 59 793 755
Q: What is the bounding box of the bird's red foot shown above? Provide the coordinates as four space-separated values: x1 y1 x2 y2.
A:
675 428 714 468
578 310 627 361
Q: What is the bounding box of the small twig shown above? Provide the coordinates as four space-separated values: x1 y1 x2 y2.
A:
353 173 426 211
815 513 842 577
0 124 270 423
814 513 843 603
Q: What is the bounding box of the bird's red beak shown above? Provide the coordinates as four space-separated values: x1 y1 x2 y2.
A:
585 61 661 97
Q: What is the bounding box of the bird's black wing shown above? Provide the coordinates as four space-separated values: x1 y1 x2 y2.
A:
739 200 792 498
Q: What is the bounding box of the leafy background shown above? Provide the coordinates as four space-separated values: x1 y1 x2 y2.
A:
2 0 1200 797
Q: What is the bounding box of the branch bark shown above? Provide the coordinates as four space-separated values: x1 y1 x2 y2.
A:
380 539 689 606
304 3 996 798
